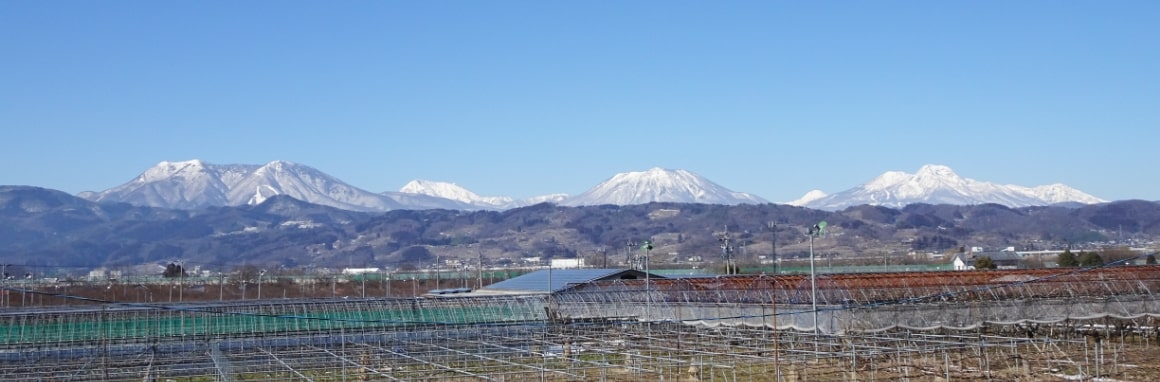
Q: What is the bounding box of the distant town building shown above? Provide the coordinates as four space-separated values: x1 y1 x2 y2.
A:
952 254 971 271
549 258 585 269
341 267 381 275
87 268 123 281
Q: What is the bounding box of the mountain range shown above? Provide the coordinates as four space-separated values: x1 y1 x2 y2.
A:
77 161 768 211
3 184 1157 272
75 160 1105 212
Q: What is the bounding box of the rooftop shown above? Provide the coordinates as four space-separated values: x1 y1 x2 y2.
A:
481 268 661 294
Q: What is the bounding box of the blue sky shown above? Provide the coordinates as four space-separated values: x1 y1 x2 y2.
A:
3 2 1157 202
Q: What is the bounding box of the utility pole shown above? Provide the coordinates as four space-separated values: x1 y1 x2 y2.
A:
257 269 266 300
807 221 827 342
626 241 639 270
1 264 7 308
642 240 653 322
768 222 778 274
178 260 184 302
720 226 736 274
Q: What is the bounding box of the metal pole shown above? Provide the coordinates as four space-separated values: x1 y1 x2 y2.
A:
809 233 819 337
644 241 650 322
768 222 778 274
772 277 780 380
720 226 734 274
257 270 264 300
626 241 638 270
547 265 553 318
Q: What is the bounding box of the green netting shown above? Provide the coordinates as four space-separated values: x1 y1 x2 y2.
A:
0 296 546 345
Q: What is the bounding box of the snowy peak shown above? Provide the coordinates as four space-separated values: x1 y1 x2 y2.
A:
563 167 767 206
137 159 207 182
226 161 401 211
399 180 515 208
912 164 966 186
915 164 958 178
787 190 828 206
866 165 966 193
1025 184 1106 205
397 180 567 209
399 180 451 195
87 160 238 209
864 171 911 190
802 164 1106 210
519 193 569 206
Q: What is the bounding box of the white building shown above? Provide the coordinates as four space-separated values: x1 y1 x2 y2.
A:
549 258 585 269
952 254 972 271
341 267 381 275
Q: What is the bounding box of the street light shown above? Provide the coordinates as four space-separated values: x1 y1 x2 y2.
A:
641 240 653 322
807 221 827 337
177 259 184 302
257 269 266 300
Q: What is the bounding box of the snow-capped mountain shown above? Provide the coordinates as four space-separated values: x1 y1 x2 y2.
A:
81 160 249 210
399 180 516 209
794 164 1105 211
562 167 767 206
82 161 759 211
519 193 570 206
229 160 415 211
82 160 421 212
82 160 546 212
397 180 569 209
786 189 828 206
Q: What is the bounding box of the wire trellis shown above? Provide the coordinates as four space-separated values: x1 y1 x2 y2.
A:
0 264 1158 381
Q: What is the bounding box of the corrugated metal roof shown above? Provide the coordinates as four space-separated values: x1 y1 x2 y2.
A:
482 268 656 294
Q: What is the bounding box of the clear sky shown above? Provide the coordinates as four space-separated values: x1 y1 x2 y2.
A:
3 2 1157 203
